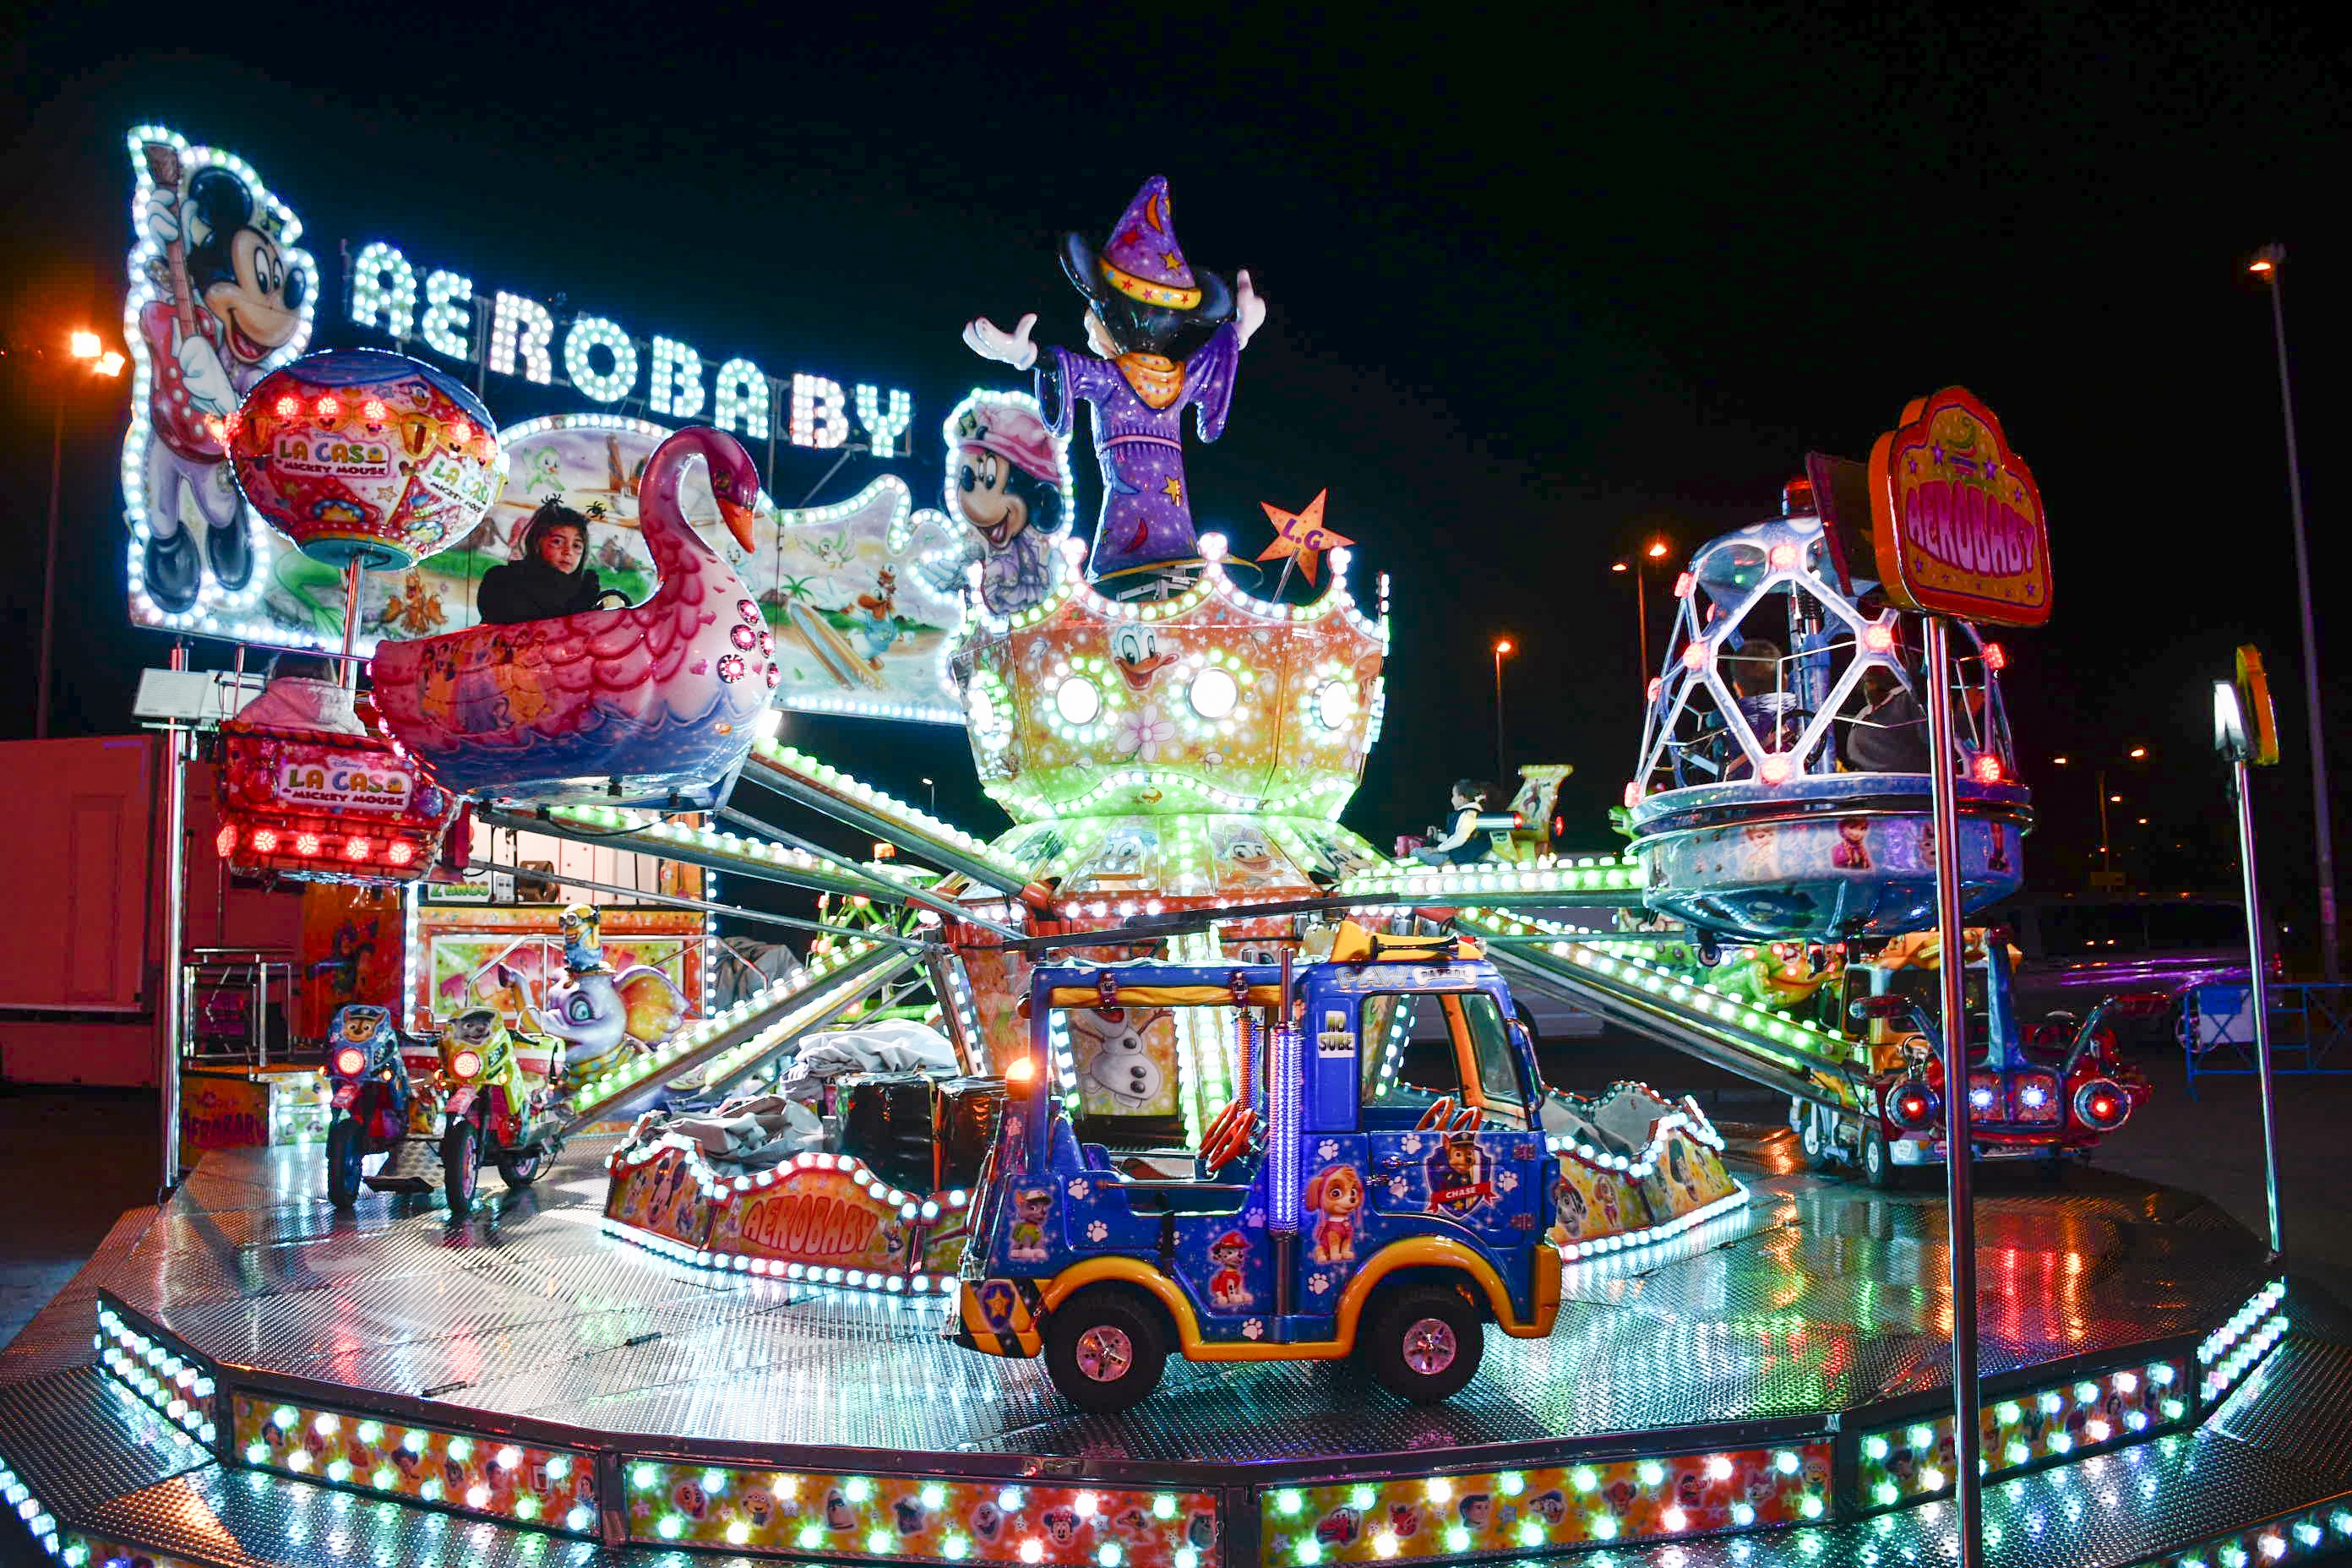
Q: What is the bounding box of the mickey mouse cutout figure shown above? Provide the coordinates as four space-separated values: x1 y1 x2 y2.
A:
964 177 1266 583
133 145 309 612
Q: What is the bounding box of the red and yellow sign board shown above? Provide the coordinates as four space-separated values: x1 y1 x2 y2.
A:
708 1165 915 1275
1868 387 2050 626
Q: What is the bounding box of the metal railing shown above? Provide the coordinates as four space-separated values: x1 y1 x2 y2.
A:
180 949 297 1067
2182 981 2352 1096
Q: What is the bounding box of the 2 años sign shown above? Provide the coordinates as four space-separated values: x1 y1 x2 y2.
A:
1868 387 2051 628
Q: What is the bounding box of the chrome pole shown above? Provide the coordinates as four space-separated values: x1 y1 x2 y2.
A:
2231 755 2285 1257
1925 616 1983 1567
159 643 191 1198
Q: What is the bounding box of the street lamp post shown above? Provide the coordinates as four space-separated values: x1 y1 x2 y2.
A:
1492 639 1514 784
921 777 936 814
2054 747 2148 885
1613 538 1674 680
38 330 128 741
2249 245 2336 981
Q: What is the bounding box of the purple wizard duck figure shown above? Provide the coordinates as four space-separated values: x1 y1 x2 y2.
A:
963 176 1267 581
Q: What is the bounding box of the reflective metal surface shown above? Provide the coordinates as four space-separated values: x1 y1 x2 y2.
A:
3 1138 2348 1567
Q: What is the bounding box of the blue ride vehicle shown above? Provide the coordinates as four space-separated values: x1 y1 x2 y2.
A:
951 924 1564 1411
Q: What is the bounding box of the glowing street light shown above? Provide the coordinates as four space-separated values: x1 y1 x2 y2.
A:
1615 538 1674 680
2054 749 2153 885
1492 638 1516 782
39 328 127 741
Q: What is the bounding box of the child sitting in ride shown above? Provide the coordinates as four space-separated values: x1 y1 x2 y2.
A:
1411 780 1496 867
1710 638 1807 779
476 500 618 625
1841 664 1930 773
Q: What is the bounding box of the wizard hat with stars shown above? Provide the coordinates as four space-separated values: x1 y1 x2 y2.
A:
1061 176 1233 325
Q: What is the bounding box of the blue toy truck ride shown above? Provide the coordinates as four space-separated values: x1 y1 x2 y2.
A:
951 923 1564 1411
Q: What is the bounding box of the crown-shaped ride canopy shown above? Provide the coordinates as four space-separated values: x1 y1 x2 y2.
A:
958 534 1388 824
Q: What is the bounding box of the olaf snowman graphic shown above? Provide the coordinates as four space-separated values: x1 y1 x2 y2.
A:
1075 1009 1165 1110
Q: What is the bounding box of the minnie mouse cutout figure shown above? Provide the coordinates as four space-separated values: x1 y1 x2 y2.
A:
134 150 309 612
963 176 1266 584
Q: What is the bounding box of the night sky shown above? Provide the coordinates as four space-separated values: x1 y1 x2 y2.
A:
3 8 2346 948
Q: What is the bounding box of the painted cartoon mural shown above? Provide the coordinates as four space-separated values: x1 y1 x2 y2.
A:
1066 1006 1179 1118
933 391 1075 615
122 126 316 623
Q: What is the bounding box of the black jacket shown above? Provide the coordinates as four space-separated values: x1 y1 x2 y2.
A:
476 558 603 625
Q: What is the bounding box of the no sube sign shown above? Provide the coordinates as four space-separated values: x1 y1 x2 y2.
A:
1868 387 2051 628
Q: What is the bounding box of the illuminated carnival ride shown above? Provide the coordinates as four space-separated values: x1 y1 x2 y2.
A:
1625 496 2030 944
17 171 2333 1568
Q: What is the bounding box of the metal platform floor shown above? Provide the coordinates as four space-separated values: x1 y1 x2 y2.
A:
3 1136 2349 1567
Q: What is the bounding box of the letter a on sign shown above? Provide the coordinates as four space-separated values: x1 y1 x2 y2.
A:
1868 387 2051 628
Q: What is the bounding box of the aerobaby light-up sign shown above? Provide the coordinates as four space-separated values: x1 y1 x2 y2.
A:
1867 386 2052 628
115 123 970 732
342 240 917 460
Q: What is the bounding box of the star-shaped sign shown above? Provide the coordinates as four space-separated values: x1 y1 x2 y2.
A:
1256 490 1353 585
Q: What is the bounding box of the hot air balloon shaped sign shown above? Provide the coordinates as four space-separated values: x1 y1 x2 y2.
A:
229 347 506 572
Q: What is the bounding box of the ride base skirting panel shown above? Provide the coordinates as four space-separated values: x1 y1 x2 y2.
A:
3 1141 2349 1568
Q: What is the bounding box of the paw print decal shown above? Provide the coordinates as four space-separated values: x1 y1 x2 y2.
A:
1495 1168 1520 1194
1245 1208 1267 1229
1401 1134 1423 1155
1317 1139 1339 1161
1242 1319 1265 1341
1086 1220 1108 1244
1387 1176 1409 1200
1307 1272 1331 1296
1067 1179 1090 1200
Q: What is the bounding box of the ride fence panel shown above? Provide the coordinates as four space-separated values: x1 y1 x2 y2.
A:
2181 982 2352 1097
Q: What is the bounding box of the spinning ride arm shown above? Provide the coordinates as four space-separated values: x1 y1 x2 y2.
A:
561 941 924 1132
1456 908 1860 1114
738 742 1042 901
1333 854 1648 908
476 803 945 910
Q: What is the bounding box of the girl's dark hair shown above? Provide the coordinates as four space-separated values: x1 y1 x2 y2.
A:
518 502 592 570
1451 778 1489 803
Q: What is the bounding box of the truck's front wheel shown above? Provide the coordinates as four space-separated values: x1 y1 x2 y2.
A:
1043 1287 1168 1413
1366 1282 1484 1403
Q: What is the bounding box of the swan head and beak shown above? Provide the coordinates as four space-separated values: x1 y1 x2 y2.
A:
698 431 767 553
717 493 763 553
